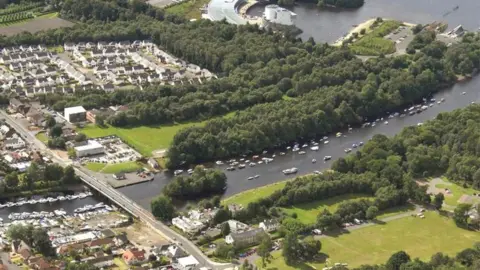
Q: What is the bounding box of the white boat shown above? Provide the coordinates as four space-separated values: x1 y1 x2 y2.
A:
254 175 260 178
336 132 342 138
38 198 47 204
462 92 466 95
174 170 183 176
323 136 328 140
384 121 389 125
0 204 4 208
187 169 194 174
247 176 254 180
58 196 66 201
216 161 224 165
310 146 319 151
324 141 329 144
279 152 286 155
66 195 74 200
85 191 93 196
292 147 299 152
312 159 317 163
302 144 308 148
344 148 352 153
6 202 15 207
78 193 87 199
298 151 306 155
283 167 298 175
249 162 256 167
324 156 332 161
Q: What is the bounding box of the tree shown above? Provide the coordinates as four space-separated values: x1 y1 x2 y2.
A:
221 222 230 237
4 172 19 187
455 248 479 266
282 233 300 265
453 203 472 228
65 262 98 270
49 124 63 138
316 209 340 231
429 252 454 268
257 235 273 267
213 208 230 225
433 193 445 210
44 164 64 182
74 133 87 142
214 243 235 259
61 166 78 184
68 147 77 159
366 206 379 220
302 236 321 260
32 227 54 256
150 195 175 221
399 258 431 270
360 28 366 35
386 251 411 270
472 168 480 189
45 115 56 128
412 24 423 34
96 115 105 127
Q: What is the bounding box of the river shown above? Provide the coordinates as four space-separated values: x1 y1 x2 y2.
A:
248 0 480 43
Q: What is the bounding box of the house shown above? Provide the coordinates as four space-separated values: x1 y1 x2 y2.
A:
64 42 75 51
101 83 115 92
148 158 159 169
44 67 56 76
94 65 108 74
104 48 116 57
26 108 44 126
123 248 146 265
85 42 96 49
34 52 49 60
88 238 114 250
29 257 56 270
148 74 161 83
86 108 114 124
82 252 114 268
113 233 129 246
259 219 279 232
12 240 31 258
132 65 144 74
117 40 131 48
177 255 199 270
113 172 126 180
225 228 266 246
227 220 249 234
166 245 186 259
5 137 26 150
30 69 46 78
172 216 204 234
91 49 103 58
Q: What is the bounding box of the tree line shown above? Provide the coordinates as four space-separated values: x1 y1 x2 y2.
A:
1 162 80 195
353 243 480 270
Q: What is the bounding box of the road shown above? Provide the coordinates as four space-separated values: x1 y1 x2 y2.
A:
0 111 231 270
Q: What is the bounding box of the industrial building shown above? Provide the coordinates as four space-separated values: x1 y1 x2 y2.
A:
64 106 87 123
75 140 105 157
263 4 296 26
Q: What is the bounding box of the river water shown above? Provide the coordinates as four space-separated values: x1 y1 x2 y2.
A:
119 0 480 210
249 0 480 43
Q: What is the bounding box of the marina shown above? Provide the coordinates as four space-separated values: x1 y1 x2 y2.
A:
0 191 92 209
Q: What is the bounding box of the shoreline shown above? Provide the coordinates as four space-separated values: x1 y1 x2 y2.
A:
332 18 417 46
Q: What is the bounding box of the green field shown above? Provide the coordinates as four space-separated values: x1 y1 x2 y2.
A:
85 161 143 174
350 20 402 56
222 181 288 206
280 194 373 224
165 0 209 20
435 178 480 207
80 112 236 156
35 132 48 143
258 212 480 269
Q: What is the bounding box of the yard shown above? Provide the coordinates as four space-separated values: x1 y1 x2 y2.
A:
165 0 209 19
113 257 128 270
35 132 48 143
85 161 143 174
258 212 480 269
80 112 236 156
435 177 480 207
350 20 402 56
222 181 288 206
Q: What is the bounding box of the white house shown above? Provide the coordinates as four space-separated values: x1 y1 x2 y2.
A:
64 42 76 51
5 137 26 150
177 255 199 270
172 216 204 234
227 220 249 234
259 219 279 232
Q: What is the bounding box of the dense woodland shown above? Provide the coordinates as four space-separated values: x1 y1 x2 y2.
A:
162 167 227 199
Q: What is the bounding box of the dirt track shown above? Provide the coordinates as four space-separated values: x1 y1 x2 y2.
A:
0 17 74 36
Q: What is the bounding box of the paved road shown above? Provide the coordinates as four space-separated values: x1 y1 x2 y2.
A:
0 111 231 270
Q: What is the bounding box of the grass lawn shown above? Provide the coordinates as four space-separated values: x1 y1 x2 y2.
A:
85 161 143 174
350 20 402 56
35 132 48 143
376 203 417 219
222 181 288 206
258 212 480 269
280 194 373 224
80 112 236 156
113 257 128 270
165 0 209 19
435 178 480 207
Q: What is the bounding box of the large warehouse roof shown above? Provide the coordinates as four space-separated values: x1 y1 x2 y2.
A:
64 106 86 115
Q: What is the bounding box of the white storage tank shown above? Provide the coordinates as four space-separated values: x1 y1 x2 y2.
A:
264 4 277 21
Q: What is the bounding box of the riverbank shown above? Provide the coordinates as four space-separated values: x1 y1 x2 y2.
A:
0 184 86 200
332 17 416 46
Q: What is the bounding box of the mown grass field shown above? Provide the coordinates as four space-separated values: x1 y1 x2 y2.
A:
85 161 143 174
222 181 288 206
165 0 209 19
35 132 48 143
80 112 236 156
258 212 480 269
280 194 373 224
350 20 402 56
